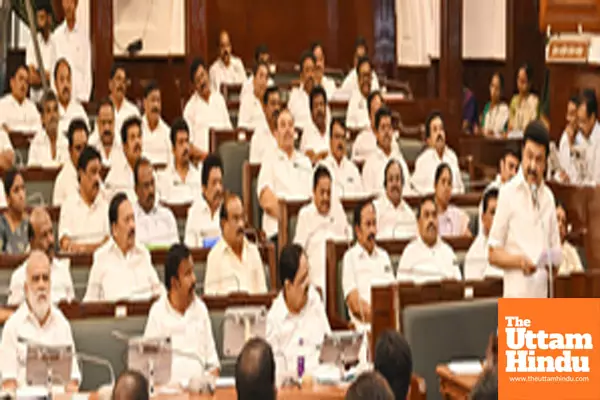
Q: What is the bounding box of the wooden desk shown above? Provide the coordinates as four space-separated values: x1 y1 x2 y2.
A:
458 136 522 169
436 364 479 400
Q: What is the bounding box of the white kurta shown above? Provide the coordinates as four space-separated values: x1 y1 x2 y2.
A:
411 147 465 195
397 236 462 283
141 115 171 166
26 33 57 103
183 92 232 153
53 20 92 102
208 56 247 92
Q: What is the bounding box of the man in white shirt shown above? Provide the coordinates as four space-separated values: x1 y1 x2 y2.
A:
257 109 313 241
134 157 178 247
300 86 330 164
54 58 88 136
89 98 121 167
397 196 462 283
556 201 584 276
293 166 350 293
288 51 318 130
205 194 267 294
346 56 374 130
52 118 88 205
489 121 562 298
338 37 380 98
105 116 143 201
184 154 224 247
28 91 69 167
109 63 141 137
240 44 274 100
343 201 395 327
320 118 364 197
576 91 600 184
266 244 331 379
141 81 171 166
59 145 109 252
411 111 465 195
84 192 164 302
144 243 220 386
53 0 91 102
0 250 80 392
362 107 410 196
184 57 233 160
465 189 503 280
238 62 269 132
158 118 202 204
373 159 417 239
249 86 281 164
209 30 247 92
311 42 337 100
8 207 75 305
26 4 56 103
557 96 580 183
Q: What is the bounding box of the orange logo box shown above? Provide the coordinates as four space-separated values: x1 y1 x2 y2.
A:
498 299 600 400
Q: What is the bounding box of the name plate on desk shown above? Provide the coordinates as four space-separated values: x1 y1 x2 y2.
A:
547 38 589 63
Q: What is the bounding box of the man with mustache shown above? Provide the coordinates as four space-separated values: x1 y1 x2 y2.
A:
397 196 461 283
184 153 224 247
108 64 140 138
54 58 88 136
257 108 312 242
84 192 163 302
557 96 580 183
205 193 267 294
0 250 81 392
489 121 562 298
25 2 56 103
411 111 465 194
300 85 330 164
133 157 178 247
249 86 281 164
343 201 395 328
209 30 247 92
183 57 232 161
362 107 411 196
238 62 270 132
311 42 337 100
141 81 171 166
105 116 144 201
346 56 375 130
8 207 75 305
320 118 364 197
373 159 417 239
338 37 381 98
240 44 274 100
27 91 69 167
266 244 331 381
59 146 109 252
89 97 121 167
576 90 600 184
144 243 220 386
52 118 89 206
289 51 330 130
293 166 350 295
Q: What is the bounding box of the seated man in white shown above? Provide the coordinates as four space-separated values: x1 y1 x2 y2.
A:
397 196 462 284
576 91 600 184
184 57 232 161
105 116 144 201
0 250 80 392
144 243 220 387
28 91 69 167
205 194 267 294
266 243 331 378
311 42 337 100
26 4 55 103
338 37 380 98
8 207 74 305
158 118 202 204
84 193 164 302
411 111 465 195
209 30 247 92
343 201 395 328
464 189 504 280
133 157 178 247
434 163 472 237
89 98 122 167
141 81 171 166
294 166 350 294
556 97 580 183
320 118 364 197
288 51 321 130
108 63 141 137
184 153 224 247
241 44 274 99
300 86 330 164
53 118 89 206
257 108 313 241
59 146 109 252
345 56 375 130
556 201 584 276
373 159 417 239
238 61 269 132
53 58 88 136
362 107 410 196
249 86 281 164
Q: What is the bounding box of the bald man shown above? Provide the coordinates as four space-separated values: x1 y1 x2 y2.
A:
0 251 80 392
235 337 276 400
7 207 74 305
112 370 149 400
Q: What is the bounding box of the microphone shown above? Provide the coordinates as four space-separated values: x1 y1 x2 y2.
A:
27 192 46 207
76 352 115 389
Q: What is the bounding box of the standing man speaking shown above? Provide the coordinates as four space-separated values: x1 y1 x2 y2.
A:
489 121 561 298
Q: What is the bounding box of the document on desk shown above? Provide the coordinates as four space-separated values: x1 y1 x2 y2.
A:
447 360 484 375
216 377 236 388
536 248 562 270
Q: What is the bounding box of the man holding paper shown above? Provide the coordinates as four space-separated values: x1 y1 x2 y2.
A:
488 121 562 298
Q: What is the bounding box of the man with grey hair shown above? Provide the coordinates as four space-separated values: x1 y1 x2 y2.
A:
0 250 80 392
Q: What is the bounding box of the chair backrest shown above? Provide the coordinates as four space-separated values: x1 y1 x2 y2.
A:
217 138 252 198
242 162 262 231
